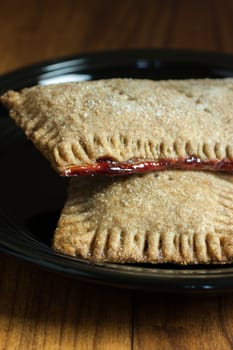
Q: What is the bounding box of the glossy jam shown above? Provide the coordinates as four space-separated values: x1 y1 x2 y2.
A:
62 156 233 176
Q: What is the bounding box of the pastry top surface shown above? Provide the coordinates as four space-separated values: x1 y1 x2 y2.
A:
1 78 233 175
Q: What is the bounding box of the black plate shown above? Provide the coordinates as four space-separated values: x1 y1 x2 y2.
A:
1 49 233 293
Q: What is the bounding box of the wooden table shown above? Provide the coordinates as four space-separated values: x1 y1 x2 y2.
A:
0 1 233 349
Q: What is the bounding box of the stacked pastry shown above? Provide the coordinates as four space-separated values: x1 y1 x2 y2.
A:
1 78 233 264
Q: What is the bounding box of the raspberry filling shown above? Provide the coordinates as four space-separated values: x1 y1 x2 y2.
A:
62 156 233 176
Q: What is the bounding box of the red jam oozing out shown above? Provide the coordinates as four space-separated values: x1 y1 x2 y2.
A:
62 156 233 176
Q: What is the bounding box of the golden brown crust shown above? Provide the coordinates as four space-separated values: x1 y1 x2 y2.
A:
53 171 233 264
2 78 233 175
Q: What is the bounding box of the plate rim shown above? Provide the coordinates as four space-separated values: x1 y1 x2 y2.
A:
1 47 233 86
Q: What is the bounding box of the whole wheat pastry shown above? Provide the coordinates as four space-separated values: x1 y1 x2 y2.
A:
53 171 233 264
1 78 233 176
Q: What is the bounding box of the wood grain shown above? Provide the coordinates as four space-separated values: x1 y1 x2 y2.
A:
133 293 233 350
0 255 132 350
0 0 233 349
1 0 233 75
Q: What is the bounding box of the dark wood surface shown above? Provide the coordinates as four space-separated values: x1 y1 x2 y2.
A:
0 1 233 349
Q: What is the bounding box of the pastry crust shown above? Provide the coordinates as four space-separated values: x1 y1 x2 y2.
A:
1 78 233 175
53 171 233 264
